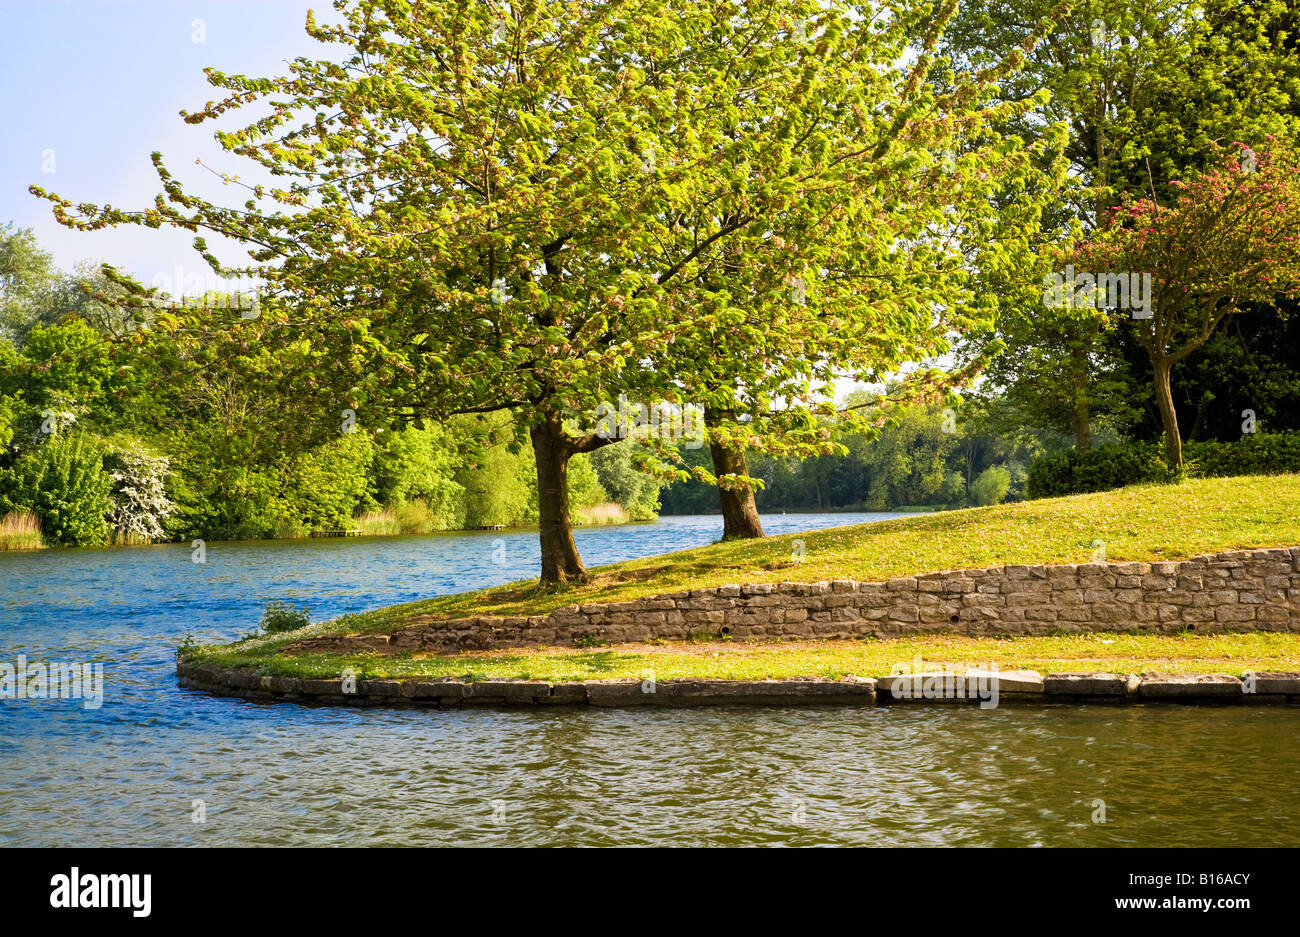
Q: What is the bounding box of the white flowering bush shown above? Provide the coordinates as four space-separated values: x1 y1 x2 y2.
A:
105 441 174 543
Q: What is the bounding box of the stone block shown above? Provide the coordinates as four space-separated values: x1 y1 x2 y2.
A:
659 677 876 704
1043 672 1131 697
463 680 546 701
964 669 1044 695
1138 673 1243 699
877 671 980 702
1215 606 1255 623
408 679 469 700
1242 671 1300 695
224 669 261 691
586 680 657 705
298 679 346 696
357 679 403 697
261 675 300 694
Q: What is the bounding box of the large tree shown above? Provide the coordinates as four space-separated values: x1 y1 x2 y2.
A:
34 0 1050 581
0 225 58 343
632 0 1064 538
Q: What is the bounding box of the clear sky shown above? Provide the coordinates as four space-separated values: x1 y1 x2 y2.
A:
0 0 326 290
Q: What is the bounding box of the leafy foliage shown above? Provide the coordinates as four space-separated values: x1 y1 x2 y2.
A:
971 466 1013 506
1075 144 1300 465
661 397 1038 512
0 433 112 546
259 600 311 634
589 442 662 521
104 439 174 543
1026 432 1300 497
30 0 1065 580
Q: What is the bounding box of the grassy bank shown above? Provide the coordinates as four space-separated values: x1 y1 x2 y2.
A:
297 474 1300 636
173 475 1300 683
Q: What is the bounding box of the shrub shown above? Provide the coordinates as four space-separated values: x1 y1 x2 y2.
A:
970 465 1012 506
104 440 174 543
1194 431 1300 477
566 453 609 523
259 600 311 634
1025 432 1300 498
589 442 662 520
279 432 376 532
0 433 111 545
370 424 466 527
458 440 534 527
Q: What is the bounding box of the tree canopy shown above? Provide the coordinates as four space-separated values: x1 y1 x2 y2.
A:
33 0 1063 581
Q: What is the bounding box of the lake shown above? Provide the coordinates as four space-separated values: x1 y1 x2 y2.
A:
1 512 1296 847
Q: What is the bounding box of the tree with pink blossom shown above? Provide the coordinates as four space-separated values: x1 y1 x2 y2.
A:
1073 143 1300 468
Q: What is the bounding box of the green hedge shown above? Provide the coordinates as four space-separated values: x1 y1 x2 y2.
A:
1026 433 1300 498
0 433 113 546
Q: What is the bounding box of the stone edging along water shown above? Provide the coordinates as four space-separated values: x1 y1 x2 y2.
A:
278 546 1300 658
176 546 1300 708
175 662 1300 707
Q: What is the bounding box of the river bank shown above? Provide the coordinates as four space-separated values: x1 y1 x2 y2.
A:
0 506 646 552
0 503 927 552
177 633 1300 709
177 663 1300 708
177 477 1300 711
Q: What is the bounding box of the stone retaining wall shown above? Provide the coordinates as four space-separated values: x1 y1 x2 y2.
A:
176 661 1300 708
283 547 1300 656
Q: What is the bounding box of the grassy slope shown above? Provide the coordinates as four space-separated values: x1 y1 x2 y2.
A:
182 475 1300 680
339 474 1300 632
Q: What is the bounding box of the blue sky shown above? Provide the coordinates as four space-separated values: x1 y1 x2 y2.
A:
0 0 327 290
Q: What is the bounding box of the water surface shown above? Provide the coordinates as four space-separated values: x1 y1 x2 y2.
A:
1 513 1295 847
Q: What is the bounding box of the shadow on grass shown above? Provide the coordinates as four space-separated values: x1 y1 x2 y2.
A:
567 650 648 674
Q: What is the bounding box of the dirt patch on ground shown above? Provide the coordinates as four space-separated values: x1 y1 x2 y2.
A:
395 613 453 627
411 639 783 661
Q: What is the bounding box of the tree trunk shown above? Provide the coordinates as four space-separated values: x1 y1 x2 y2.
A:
707 442 764 540
702 406 764 539
530 411 587 583
1152 358 1183 468
1069 331 1093 451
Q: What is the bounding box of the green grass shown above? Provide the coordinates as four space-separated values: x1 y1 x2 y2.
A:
179 474 1300 680
189 632 1300 682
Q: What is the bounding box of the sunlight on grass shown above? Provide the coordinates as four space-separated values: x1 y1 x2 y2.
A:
340 475 1300 630
184 475 1300 674
194 632 1300 683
